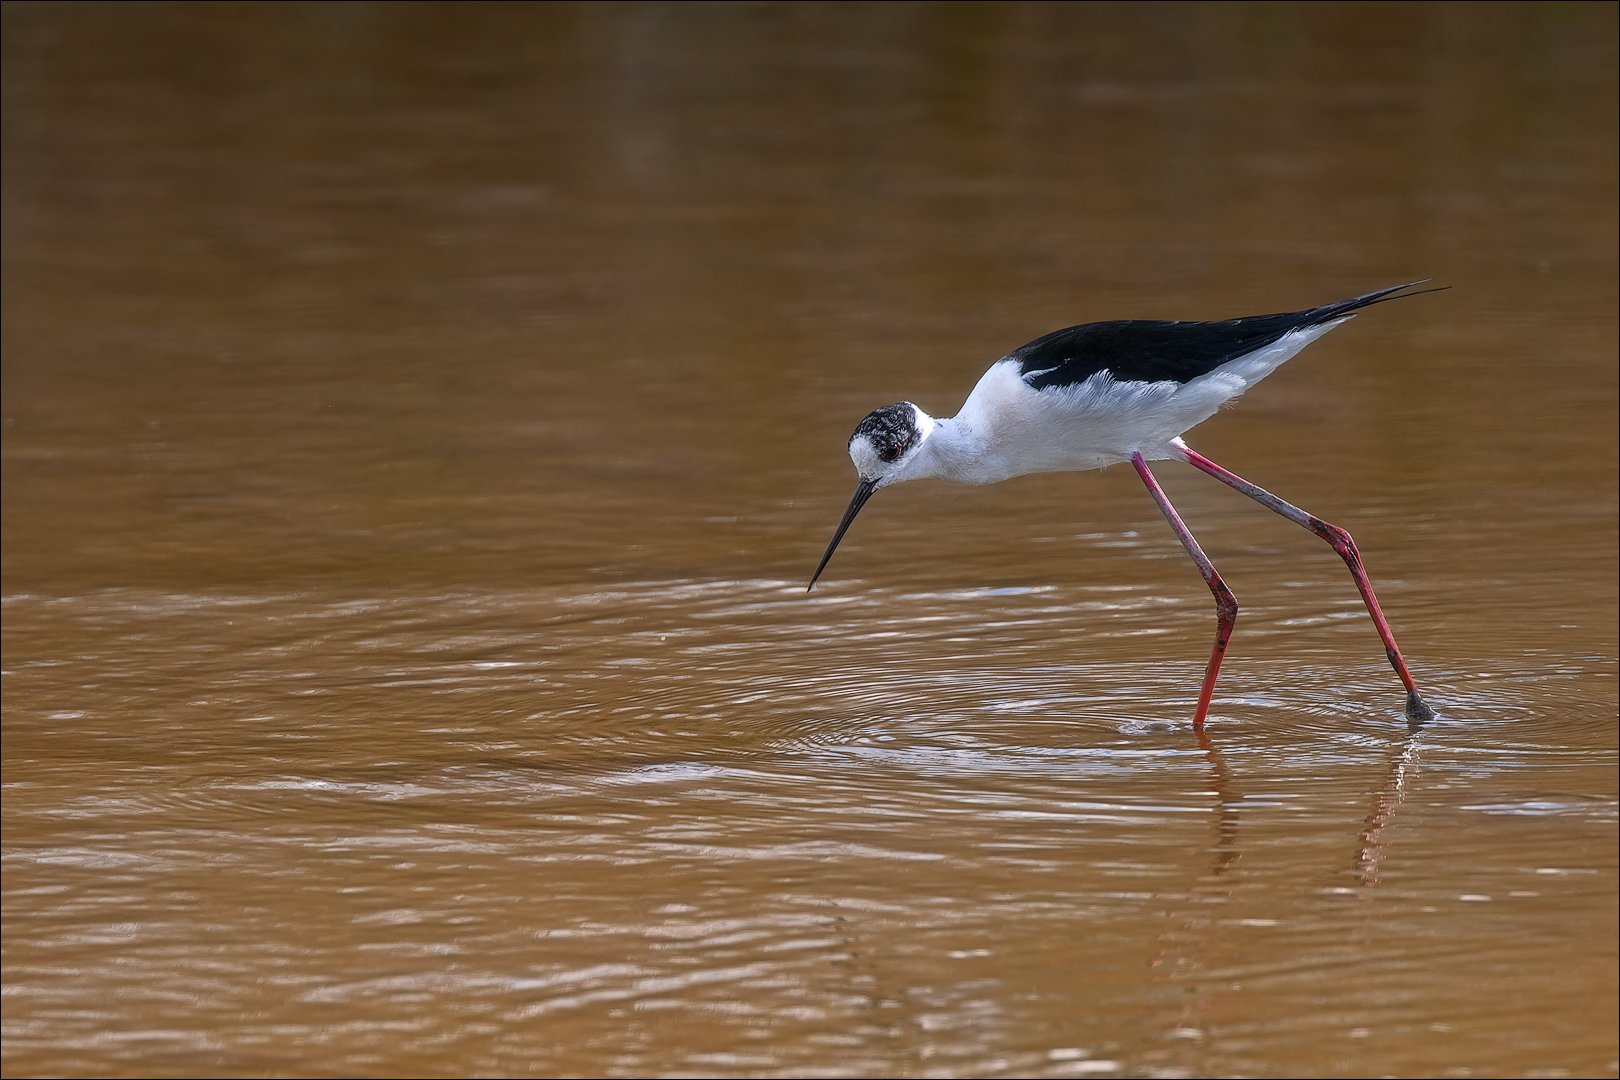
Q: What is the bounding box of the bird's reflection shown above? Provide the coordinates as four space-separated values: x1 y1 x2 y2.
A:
1197 729 1242 880
1146 728 1243 997
1353 714 1429 888
1146 714 1430 1069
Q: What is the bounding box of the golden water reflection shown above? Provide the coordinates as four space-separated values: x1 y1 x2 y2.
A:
4 4 1615 1078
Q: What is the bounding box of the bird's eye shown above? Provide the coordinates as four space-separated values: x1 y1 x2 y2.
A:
881 442 903 461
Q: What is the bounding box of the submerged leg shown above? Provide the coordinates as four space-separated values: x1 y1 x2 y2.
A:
1131 452 1235 730
1179 445 1433 724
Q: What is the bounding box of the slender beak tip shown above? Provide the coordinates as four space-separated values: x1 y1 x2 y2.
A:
807 477 879 596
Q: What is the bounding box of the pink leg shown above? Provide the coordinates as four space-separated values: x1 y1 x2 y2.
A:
1132 453 1235 730
1179 446 1433 724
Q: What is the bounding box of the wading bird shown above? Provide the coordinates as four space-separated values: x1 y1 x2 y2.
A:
809 282 1440 728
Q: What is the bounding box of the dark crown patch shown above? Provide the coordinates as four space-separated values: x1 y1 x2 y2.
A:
851 403 918 462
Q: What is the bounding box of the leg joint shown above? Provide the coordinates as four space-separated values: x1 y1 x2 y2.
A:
1312 517 1359 559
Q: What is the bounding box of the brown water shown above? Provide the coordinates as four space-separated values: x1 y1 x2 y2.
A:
4 4 1616 1078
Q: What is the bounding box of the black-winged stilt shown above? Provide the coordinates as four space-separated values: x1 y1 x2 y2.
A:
809 282 1441 728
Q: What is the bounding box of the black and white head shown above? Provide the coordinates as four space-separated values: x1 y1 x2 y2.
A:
847 402 936 483
808 402 937 590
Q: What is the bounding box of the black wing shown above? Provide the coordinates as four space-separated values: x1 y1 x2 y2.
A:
1013 281 1442 390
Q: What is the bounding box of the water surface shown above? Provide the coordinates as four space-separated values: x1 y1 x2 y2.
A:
4 4 1616 1078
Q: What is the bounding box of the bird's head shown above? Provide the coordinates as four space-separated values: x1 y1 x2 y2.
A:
847 402 936 486
808 402 936 590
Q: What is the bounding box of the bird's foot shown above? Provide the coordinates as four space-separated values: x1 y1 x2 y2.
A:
1404 689 1436 727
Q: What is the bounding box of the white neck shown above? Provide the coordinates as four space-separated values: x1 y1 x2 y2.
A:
900 414 1006 486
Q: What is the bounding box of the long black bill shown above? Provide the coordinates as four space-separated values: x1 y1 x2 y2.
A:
808 478 880 591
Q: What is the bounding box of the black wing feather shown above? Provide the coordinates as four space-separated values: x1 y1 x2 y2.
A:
1013 281 1442 390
